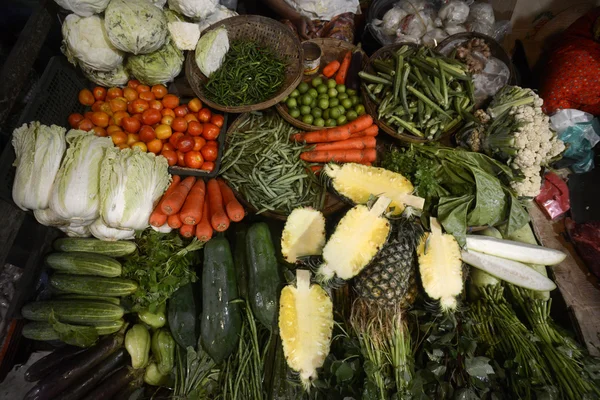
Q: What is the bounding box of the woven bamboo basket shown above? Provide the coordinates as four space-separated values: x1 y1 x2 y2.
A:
275 38 368 131
185 15 303 113
221 113 347 221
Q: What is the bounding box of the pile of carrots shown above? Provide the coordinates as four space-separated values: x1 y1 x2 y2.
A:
292 114 378 171
149 175 244 241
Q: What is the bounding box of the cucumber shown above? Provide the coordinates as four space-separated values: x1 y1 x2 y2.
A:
46 252 122 277
465 235 567 266
200 237 241 364
49 274 137 297
468 228 502 301
23 320 125 341
56 294 121 305
54 238 136 257
168 283 198 349
22 301 124 324
233 224 249 300
246 223 282 330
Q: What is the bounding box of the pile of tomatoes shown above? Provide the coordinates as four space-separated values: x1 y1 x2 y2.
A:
67 79 223 171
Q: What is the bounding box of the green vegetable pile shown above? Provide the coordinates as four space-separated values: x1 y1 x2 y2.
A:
361 45 474 140
203 40 286 107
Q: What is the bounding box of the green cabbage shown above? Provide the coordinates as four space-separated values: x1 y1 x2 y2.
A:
12 122 66 211
100 147 169 231
126 39 184 85
195 26 229 77
80 62 129 87
104 0 168 55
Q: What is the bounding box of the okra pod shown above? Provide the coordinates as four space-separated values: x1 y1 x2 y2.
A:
393 54 404 103
390 116 424 137
359 71 392 85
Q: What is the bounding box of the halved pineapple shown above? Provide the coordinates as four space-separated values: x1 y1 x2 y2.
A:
281 207 326 263
417 217 463 311
318 196 391 282
279 269 333 390
324 163 425 215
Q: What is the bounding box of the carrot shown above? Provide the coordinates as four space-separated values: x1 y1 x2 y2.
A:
217 179 245 222
291 115 373 143
309 165 323 174
322 60 340 78
311 136 376 152
207 179 230 232
300 148 377 163
195 201 213 242
335 51 352 85
179 223 195 238
349 124 379 138
180 180 205 225
149 175 181 226
161 176 195 215
167 213 183 229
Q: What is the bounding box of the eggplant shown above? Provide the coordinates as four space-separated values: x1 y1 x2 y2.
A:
24 333 124 400
25 345 85 382
54 348 127 400
345 48 363 91
112 381 144 400
83 366 143 400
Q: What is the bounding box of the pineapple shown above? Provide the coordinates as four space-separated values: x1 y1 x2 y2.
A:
354 217 424 309
324 163 425 215
417 217 463 311
317 196 391 282
281 207 326 263
279 269 334 390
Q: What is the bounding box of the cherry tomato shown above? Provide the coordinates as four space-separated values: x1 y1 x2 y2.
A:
122 117 141 133
161 108 175 117
92 86 107 101
155 124 172 140
176 150 186 167
127 133 140 145
123 87 138 102
161 115 174 126
193 136 206 151
151 84 168 99
77 118 94 131
113 111 129 127
68 113 84 129
202 123 220 140
174 105 188 117
171 117 188 133
149 100 164 111
91 101 105 112
161 149 177 166
210 114 224 128
162 94 179 109
177 135 194 153
131 141 148 152
201 161 215 172
162 143 175 152
184 151 203 169
130 99 149 114
142 108 162 125
147 138 163 154
139 91 155 102
169 132 184 148
136 84 151 93
201 144 218 161
91 111 110 128
109 98 127 113
127 80 140 89
187 98 202 113
92 126 107 137
184 113 198 123
111 131 128 145
198 108 212 123
78 89 95 106
139 125 156 142
187 121 203 136
106 87 123 100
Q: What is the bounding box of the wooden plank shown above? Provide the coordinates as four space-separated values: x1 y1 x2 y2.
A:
529 203 600 356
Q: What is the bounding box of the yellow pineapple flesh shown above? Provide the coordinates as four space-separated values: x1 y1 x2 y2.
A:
281 207 326 263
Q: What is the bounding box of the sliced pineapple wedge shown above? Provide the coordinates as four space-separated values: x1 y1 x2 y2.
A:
324 163 425 215
279 269 334 391
281 207 326 263
318 196 391 282
417 217 463 311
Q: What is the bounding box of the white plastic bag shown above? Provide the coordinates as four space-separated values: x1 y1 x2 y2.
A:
438 1 470 25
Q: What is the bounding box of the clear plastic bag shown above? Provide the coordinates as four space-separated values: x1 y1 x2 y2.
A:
472 56 509 102
551 109 600 173
438 0 470 24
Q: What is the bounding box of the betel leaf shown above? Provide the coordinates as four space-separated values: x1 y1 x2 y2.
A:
466 166 507 228
465 356 495 378
48 310 98 347
497 189 529 237
438 195 473 246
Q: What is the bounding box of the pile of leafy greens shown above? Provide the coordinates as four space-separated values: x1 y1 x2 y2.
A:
382 145 529 244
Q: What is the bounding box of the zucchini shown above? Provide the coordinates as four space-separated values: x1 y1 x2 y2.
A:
56 294 121 305
465 235 567 265
25 345 85 382
200 237 241 364
22 320 124 341
53 238 136 257
22 301 124 324
168 283 199 349
49 274 137 297
233 224 249 300
46 252 122 277
246 223 281 330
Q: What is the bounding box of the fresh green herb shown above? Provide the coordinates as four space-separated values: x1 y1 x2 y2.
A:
48 310 98 348
122 229 203 312
174 346 218 399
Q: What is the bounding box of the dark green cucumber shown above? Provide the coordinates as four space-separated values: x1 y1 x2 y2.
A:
46 252 121 277
168 283 198 349
49 274 137 297
53 238 136 257
200 237 241 364
233 224 249 300
22 301 124 324
56 294 120 305
246 223 282 330
25 345 85 382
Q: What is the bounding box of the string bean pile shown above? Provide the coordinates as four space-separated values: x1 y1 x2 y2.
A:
360 45 475 140
220 113 324 214
204 40 286 106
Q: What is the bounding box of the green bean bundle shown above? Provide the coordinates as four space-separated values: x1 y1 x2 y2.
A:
204 40 286 107
360 45 475 140
220 113 324 214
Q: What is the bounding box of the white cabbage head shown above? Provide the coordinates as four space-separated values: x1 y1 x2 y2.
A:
80 62 129 87
54 0 110 16
90 218 135 241
195 26 229 77
168 0 218 20
126 39 184 85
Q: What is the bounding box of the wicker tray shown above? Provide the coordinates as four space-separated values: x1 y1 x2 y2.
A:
222 113 347 221
275 38 368 131
185 15 303 113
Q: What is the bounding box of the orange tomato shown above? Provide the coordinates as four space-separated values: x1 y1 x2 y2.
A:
113 111 129 127
130 99 149 114
176 150 186 167
117 143 130 150
106 87 123 100
161 108 175 117
136 84 151 93
147 139 163 154
193 136 206 151
210 114 224 128
131 141 148 152
142 108 162 126
123 87 138 102
109 98 127 113
187 98 202 113
149 100 163 111
127 133 140 145
91 111 110 128
187 121 203 136
99 102 114 116
169 131 184 148
78 89 95 106
111 131 128 145
92 126 107 137
151 84 168 99
162 94 179 109
84 111 95 120
155 124 172 140
128 80 140 89
107 125 122 135
139 125 156 142
161 115 174 126
201 161 215 172
93 86 107 101
161 149 178 166
184 151 203 169
202 123 220 140
200 144 218 161
91 101 105 112
184 113 198 123
172 117 188 133
122 117 141 133
139 91 155 102
161 142 174 151
77 118 94 131
198 108 211 123
68 113 84 129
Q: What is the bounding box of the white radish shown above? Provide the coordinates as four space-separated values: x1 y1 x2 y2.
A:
461 250 557 292
465 235 566 266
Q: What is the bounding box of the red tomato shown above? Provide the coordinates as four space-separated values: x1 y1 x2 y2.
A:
78 89 95 106
130 99 149 114
202 123 220 140
174 105 189 117
162 143 175 152
113 111 129 127
187 121 203 136
136 84 151 93
176 150 186 167
107 125 122 135
127 80 141 89
77 118 93 131
139 125 156 142
91 111 110 128
123 87 138 102
149 100 164 111
93 86 107 101
151 84 168 99
161 149 177 166
192 136 206 151
139 91 155 102
200 144 218 161
142 108 162 125
147 138 163 154
106 87 123 100
210 114 224 128
68 113 84 129
184 151 203 169
177 135 194 153
184 113 198 123
109 98 128 113
201 161 215 172
172 117 188 133
162 94 179 109
169 131 184 148
161 115 174 126
91 100 105 112
122 117 141 133
161 108 175 117
92 126 107 137
198 108 211 123
132 113 143 123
